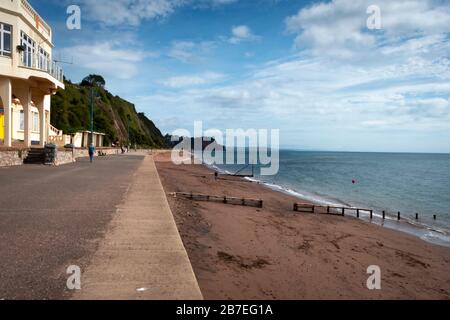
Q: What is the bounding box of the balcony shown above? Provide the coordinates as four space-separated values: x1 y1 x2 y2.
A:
19 51 64 83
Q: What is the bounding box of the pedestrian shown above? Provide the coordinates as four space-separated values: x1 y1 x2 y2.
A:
89 143 95 163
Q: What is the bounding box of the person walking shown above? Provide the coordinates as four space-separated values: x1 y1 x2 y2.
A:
89 143 95 163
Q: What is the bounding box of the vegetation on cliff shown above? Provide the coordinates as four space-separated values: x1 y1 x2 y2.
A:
50 75 166 148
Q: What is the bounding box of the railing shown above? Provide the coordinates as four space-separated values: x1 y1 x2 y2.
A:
49 124 63 137
48 135 63 142
19 51 64 83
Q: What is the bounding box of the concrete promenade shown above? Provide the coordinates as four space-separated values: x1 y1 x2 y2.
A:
73 155 203 300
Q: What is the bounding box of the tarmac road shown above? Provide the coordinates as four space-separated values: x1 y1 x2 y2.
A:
0 155 144 300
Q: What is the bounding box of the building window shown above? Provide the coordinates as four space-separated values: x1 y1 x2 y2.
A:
38 47 50 71
0 23 12 57
21 31 36 68
32 112 39 132
19 111 24 131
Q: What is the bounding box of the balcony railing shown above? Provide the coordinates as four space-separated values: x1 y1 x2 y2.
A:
19 51 64 83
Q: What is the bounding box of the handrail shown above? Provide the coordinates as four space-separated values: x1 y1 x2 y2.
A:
49 124 62 136
19 51 64 83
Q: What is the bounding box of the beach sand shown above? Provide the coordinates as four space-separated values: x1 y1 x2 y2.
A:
154 152 450 300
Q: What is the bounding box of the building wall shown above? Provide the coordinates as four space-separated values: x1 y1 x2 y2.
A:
0 1 64 147
0 0 58 90
0 110 3 141
10 101 40 142
72 132 106 148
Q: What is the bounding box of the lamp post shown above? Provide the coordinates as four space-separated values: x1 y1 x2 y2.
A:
127 114 131 152
90 87 94 146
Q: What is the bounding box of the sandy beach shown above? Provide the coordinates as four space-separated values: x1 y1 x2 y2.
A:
154 152 450 300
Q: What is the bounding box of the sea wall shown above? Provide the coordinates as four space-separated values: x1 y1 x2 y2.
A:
54 148 122 166
0 149 29 167
0 148 121 167
73 148 121 159
55 150 76 166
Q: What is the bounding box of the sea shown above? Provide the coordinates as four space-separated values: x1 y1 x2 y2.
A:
208 150 450 247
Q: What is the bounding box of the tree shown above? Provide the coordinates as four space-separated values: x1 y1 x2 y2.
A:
80 74 106 88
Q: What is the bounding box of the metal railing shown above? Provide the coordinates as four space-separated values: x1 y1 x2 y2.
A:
19 51 64 83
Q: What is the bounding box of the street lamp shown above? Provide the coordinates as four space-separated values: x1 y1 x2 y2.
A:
127 114 131 152
90 87 95 146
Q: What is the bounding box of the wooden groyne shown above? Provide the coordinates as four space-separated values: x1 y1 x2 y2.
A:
293 203 373 218
294 203 438 221
171 192 263 208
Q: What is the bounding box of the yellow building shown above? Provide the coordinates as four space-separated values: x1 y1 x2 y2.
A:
0 0 64 147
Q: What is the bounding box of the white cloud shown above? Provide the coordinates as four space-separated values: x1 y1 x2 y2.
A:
285 0 450 60
61 41 153 79
79 0 238 26
70 0 450 151
168 40 216 63
140 42 450 146
160 72 226 88
229 25 260 44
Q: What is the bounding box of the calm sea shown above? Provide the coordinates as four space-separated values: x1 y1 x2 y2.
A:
211 150 450 247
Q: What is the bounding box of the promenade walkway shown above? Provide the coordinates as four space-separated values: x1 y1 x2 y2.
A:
74 155 203 300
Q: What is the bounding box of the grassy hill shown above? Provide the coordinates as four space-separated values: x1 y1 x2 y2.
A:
50 78 166 148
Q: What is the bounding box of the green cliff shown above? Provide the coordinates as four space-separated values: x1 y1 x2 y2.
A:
50 75 166 148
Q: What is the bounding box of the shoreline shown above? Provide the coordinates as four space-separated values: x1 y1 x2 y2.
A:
206 163 450 248
154 152 450 299
251 175 450 249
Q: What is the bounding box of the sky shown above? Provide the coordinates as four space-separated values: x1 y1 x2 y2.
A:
29 0 450 153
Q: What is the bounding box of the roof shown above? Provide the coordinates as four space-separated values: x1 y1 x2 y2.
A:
77 131 107 136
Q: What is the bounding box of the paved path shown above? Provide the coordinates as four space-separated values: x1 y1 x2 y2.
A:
73 155 203 300
0 155 142 299
0 154 202 300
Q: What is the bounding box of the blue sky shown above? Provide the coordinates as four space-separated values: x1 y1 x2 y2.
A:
30 0 450 152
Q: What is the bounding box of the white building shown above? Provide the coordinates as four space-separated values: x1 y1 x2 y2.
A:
71 131 106 148
0 0 64 148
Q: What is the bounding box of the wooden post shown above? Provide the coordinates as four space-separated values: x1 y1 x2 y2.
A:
259 200 263 208
224 196 227 204
357 209 360 218
294 203 298 212
370 210 373 219
433 215 437 220
342 208 345 216
397 212 401 220
312 205 315 213
415 213 419 220
382 211 386 220
327 206 330 214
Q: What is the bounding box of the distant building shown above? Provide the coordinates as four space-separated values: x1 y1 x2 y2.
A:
47 130 106 148
0 0 64 147
71 131 106 148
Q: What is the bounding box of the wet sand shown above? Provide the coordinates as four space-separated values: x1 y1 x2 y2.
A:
154 152 450 300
